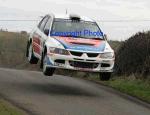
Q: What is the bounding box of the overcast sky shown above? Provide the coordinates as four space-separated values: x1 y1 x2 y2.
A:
0 0 150 40
0 0 150 20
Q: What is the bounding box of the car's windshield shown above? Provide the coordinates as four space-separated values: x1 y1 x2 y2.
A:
51 19 104 40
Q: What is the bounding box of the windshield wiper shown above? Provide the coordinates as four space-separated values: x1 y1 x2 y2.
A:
91 38 103 40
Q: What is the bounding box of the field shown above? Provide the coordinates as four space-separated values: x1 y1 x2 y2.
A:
0 31 39 70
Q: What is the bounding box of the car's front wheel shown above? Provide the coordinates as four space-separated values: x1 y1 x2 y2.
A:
27 42 39 64
43 54 55 76
99 72 111 81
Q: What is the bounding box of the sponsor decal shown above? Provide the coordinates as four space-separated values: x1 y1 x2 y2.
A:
33 36 41 54
51 30 104 37
53 36 106 52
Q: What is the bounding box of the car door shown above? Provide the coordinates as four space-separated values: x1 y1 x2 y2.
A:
32 16 49 58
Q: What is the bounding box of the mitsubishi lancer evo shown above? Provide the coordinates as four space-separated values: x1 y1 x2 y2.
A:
26 14 115 80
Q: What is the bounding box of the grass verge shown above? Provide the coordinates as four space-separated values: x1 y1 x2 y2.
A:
103 78 150 103
86 74 150 103
59 71 150 104
0 99 26 115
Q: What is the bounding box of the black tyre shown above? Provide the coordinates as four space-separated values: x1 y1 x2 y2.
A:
27 42 38 64
43 53 55 76
26 41 30 57
99 72 111 81
40 52 44 69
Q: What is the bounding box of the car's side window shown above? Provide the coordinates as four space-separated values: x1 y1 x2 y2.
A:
38 17 46 28
38 16 49 32
43 17 52 36
37 19 43 28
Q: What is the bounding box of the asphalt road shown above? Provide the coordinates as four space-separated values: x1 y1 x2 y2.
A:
0 68 150 115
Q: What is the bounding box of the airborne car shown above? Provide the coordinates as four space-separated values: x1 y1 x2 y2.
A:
26 14 115 80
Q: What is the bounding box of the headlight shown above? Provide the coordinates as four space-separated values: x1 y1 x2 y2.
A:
100 52 114 59
49 47 69 55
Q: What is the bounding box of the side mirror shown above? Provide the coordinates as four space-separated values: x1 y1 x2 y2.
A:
104 34 108 40
44 29 49 36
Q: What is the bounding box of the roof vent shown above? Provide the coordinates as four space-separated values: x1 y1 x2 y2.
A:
69 14 81 21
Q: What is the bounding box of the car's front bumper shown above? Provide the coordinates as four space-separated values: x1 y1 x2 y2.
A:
45 52 114 73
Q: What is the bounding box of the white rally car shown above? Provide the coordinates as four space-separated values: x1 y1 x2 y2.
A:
26 13 115 80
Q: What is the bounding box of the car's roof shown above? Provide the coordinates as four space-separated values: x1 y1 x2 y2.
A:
49 13 95 22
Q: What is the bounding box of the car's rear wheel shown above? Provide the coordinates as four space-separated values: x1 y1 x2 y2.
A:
43 53 55 76
27 42 38 64
40 53 44 69
99 72 111 81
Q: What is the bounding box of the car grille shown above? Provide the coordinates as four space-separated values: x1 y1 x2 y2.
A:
70 51 83 56
87 53 99 57
70 51 99 58
69 61 99 69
